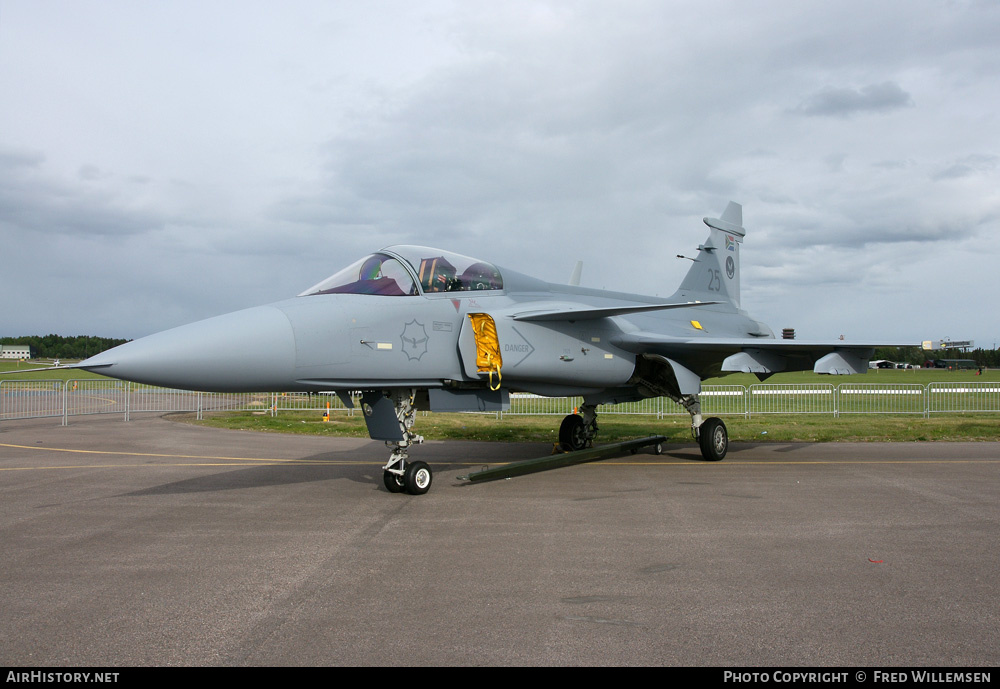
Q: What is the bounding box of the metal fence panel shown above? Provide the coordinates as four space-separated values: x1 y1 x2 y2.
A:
0 380 65 421
927 382 1000 413
749 383 836 415
837 383 926 415
202 392 275 414
507 394 666 417
506 393 579 416
65 379 129 420
701 385 748 417
505 387 748 418
597 397 665 416
130 385 201 416
274 391 354 413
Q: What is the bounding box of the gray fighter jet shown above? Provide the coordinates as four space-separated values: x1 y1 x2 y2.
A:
73 202 880 494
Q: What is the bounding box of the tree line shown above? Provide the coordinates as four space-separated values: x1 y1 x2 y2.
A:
1 335 130 360
874 346 1000 368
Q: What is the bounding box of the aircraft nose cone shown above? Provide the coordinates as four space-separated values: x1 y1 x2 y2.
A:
79 305 296 391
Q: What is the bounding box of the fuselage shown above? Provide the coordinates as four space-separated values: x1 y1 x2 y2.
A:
79 245 772 396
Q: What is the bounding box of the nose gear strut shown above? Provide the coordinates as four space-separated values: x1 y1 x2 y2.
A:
362 389 432 495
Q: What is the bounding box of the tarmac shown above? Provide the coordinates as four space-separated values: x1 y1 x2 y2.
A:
1 413 998 666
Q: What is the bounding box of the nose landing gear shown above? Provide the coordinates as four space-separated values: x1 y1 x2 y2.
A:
364 389 433 495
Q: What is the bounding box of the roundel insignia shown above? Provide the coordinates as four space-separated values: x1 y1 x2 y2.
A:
726 256 735 279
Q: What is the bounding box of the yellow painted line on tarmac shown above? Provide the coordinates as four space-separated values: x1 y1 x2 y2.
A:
0 441 366 470
82 395 118 406
0 462 341 472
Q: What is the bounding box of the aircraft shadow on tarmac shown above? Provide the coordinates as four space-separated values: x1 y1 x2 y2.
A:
120 449 383 496
118 439 742 497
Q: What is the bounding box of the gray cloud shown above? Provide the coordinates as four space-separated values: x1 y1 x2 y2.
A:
932 154 998 180
77 164 108 181
795 82 915 117
0 152 164 237
0 148 45 169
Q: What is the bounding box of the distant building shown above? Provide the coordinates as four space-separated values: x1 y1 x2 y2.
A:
931 359 976 370
1 345 33 359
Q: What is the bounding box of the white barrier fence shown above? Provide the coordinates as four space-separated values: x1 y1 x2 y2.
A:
0 381 355 425
2 380 1000 425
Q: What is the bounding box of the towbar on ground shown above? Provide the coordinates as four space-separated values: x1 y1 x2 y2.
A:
458 435 668 484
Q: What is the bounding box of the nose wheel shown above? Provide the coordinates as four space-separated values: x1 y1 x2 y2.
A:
383 469 406 493
383 456 434 495
371 390 433 495
404 461 433 494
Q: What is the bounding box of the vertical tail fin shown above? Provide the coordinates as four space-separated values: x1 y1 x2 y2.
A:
671 201 744 309
568 260 583 286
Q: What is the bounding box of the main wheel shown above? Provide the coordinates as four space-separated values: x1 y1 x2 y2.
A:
698 417 728 461
383 470 405 493
559 414 587 451
404 461 433 495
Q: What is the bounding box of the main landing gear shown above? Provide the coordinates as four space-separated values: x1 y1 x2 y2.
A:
680 393 728 462
556 400 728 461
558 404 598 451
697 416 728 461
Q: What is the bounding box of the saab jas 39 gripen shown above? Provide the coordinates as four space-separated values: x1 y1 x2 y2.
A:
70 202 882 494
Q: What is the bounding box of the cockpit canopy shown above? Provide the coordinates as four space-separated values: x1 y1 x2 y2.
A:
299 246 504 297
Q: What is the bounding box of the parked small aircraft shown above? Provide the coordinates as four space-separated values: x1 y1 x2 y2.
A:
71 202 880 494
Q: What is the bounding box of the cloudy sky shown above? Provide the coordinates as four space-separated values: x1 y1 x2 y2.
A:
2 0 998 349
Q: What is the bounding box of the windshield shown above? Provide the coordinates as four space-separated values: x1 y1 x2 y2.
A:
385 246 504 293
299 253 417 296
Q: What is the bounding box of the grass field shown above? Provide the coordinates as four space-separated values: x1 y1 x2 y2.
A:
181 408 1000 443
